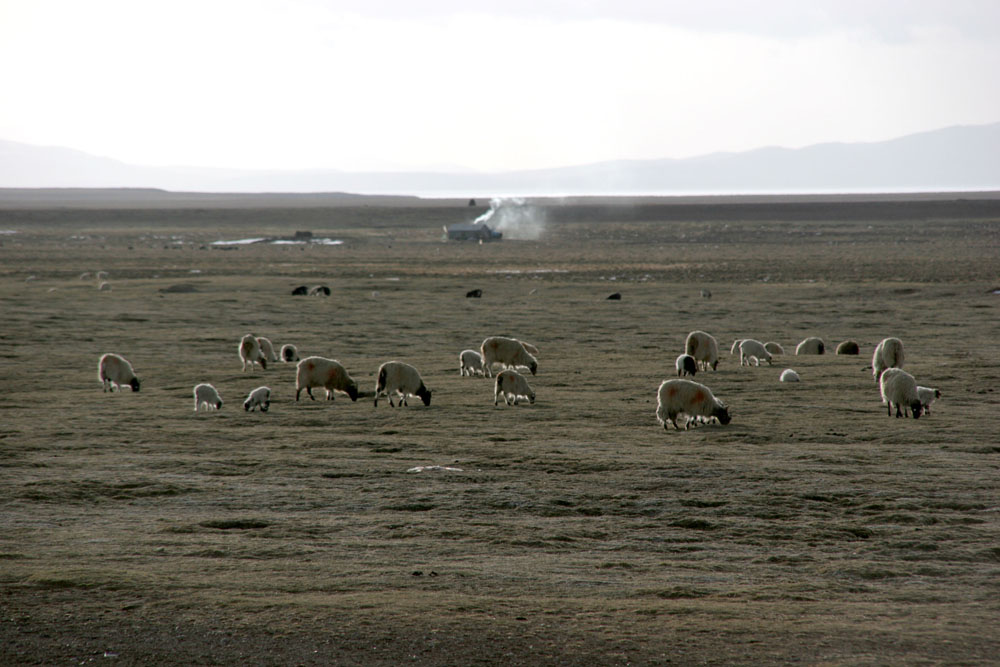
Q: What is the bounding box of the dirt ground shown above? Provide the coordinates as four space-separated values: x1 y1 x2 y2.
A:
1 192 999 665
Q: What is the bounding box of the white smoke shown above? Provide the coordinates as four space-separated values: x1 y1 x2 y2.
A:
473 197 546 240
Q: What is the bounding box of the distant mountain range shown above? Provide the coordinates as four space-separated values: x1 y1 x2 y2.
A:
2 122 999 196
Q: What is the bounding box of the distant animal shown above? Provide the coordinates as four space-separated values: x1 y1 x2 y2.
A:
466 289 483 298
193 383 223 411
795 337 825 355
494 369 535 406
872 337 904 384
730 339 745 355
280 344 299 363
98 281 111 291
459 349 486 376
243 386 271 412
98 353 140 392
480 336 538 376
656 379 731 431
239 334 267 371
700 289 712 298
607 292 622 300
295 356 359 402
291 285 309 296
256 336 279 363
309 285 331 296
685 330 720 371
374 361 432 407
916 386 941 415
95 271 109 281
879 368 922 419
836 340 860 355
764 342 784 355
739 339 773 366
779 369 801 382
675 353 698 377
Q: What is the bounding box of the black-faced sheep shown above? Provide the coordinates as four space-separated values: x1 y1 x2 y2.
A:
795 337 825 355
494 369 535 406
836 340 860 355
280 344 299 363
675 353 698 377
879 367 922 419
459 349 486 376
872 337 904 384
739 339 773 366
916 386 941 415
656 379 731 431
194 383 223 411
291 285 309 296
295 356 359 402
98 353 141 392
466 289 482 298
256 336 279 363
239 334 267 372
244 386 271 412
685 331 720 371
309 285 331 296
779 369 801 382
481 336 538 377
374 361 431 407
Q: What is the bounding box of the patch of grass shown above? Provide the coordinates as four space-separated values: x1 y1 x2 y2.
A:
671 518 717 531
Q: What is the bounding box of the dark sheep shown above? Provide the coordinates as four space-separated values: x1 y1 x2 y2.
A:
466 289 483 298
291 285 309 296
836 340 860 355
607 292 622 300
310 285 331 296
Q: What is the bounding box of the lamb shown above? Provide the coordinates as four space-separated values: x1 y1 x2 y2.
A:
494 369 535 406
764 342 784 355
256 336 279 363
374 361 432 407
685 330 720 371
779 369 801 382
675 353 698 377
480 336 538 377
98 353 141 392
738 339 773 366
193 383 223 411
795 337 825 355
295 356 359 402
872 337 904 384
239 334 267 371
836 340 860 355
280 344 299 363
655 379 731 431
879 367 922 419
459 349 486 376
243 386 271 412
916 386 941 415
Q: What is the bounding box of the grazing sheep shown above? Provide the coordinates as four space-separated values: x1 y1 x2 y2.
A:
700 289 712 299
243 386 271 412
280 344 299 363
779 369 801 382
607 292 622 300
193 383 223 411
872 337 905 384
295 356 359 402
916 386 941 415
730 339 745 355
239 334 267 371
879 368 922 419
836 340 860 355
676 353 698 377
98 353 140 392
309 285 331 296
466 289 483 298
685 331 720 371
291 285 309 296
374 361 432 407
656 379 731 431
795 337 825 355
764 341 784 355
739 339 773 366
481 336 538 377
494 369 536 406
95 271 109 281
98 281 112 291
459 349 486 376
256 336 279 363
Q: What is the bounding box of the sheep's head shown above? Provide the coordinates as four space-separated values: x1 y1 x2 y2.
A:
417 385 432 406
714 404 732 425
346 382 359 402
528 360 538 376
910 401 923 419
130 377 141 392
260 401 269 412
244 400 251 411
528 392 536 405
215 400 223 410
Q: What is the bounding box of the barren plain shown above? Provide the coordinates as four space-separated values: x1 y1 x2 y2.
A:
1 193 999 665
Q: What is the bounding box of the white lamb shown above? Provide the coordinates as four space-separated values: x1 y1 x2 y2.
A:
480 336 538 376
98 353 141 392
280 344 299 363
779 369 801 382
459 349 486 376
739 339 772 366
295 356 359 402
374 361 432 407
239 334 267 371
243 386 271 412
795 337 826 355
685 331 719 371
879 368 923 419
193 383 223 411
916 386 941 415
656 378 731 431
675 353 698 377
872 337 904 384
494 369 536 406
256 337 279 363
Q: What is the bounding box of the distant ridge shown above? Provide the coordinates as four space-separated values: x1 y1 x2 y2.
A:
2 122 999 196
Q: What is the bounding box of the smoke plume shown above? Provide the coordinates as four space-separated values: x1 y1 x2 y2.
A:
474 197 546 240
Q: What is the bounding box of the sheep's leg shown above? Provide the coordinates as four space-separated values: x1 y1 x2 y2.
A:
886 402 892 417
306 387 316 401
895 403 903 418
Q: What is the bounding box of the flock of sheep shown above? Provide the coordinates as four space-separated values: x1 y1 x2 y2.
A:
96 329 940 429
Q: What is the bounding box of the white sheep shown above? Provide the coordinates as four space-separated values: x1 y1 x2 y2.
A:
243 386 271 412
872 337 904 384
295 356 359 402
459 349 486 376
98 281 112 291
193 383 223 411
684 331 719 371
764 341 784 355
239 334 267 372
656 378 731 431
280 343 299 363
256 337 279 363
779 369 801 382
494 369 535 406
374 361 432 407
879 368 922 419
916 386 941 415
795 337 826 355
98 353 141 392
675 353 698 377
739 339 773 366
730 339 745 355
480 336 538 377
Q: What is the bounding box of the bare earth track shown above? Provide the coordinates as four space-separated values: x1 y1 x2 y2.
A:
1 192 999 664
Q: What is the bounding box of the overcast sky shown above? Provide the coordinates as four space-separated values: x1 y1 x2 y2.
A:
1 0 998 172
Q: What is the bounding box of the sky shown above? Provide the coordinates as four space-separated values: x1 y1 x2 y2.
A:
1 0 998 173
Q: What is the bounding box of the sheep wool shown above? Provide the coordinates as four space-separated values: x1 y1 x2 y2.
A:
98 353 141 392
193 383 223 411
872 337 904 384
879 368 922 419
494 369 536 406
374 361 431 407
480 336 538 377
685 331 720 371
459 349 486 376
656 379 731 431
295 357 359 402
